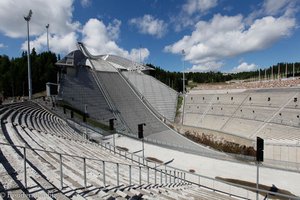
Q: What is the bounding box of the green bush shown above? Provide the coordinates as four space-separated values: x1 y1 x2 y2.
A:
184 131 256 156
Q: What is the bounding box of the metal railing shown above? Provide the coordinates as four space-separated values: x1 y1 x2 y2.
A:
0 142 184 190
97 140 300 200
1 130 300 200
3 103 299 199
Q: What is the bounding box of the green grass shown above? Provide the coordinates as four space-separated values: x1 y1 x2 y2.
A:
187 81 197 89
176 96 183 117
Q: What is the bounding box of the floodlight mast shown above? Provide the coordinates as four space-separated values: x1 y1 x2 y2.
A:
182 50 185 94
46 24 49 51
24 10 33 100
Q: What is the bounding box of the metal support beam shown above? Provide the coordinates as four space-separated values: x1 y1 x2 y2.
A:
165 168 167 184
103 161 106 187
139 166 142 185
60 154 63 189
154 168 157 184
23 147 27 188
129 165 132 185
174 170 176 182
83 158 87 188
116 163 119 186
147 167 149 184
160 169 163 185
24 10 32 100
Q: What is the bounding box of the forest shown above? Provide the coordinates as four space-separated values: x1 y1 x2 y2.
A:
0 49 57 98
1 49 300 98
147 63 300 92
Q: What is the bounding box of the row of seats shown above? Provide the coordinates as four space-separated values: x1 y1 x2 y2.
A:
186 92 297 108
58 63 219 155
95 71 218 155
123 71 178 122
59 66 114 124
192 78 300 90
0 102 237 200
184 91 300 141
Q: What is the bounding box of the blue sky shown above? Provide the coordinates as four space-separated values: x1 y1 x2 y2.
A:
0 0 300 73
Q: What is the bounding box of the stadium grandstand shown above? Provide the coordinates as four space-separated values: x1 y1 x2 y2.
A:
56 42 217 156
1 42 300 200
183 87 300 164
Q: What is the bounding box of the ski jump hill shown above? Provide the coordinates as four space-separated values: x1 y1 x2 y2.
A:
56 42 218 156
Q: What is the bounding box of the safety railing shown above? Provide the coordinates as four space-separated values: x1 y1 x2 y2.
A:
5 101 299 199
0 142 184 190
95 139 300 200
1 133 300 200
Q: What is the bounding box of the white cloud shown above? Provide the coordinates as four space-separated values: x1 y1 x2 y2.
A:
183 0 218 15
80 0 91 8
0 0 81 54
129 15 167 38
0 0 79 38
129 48 150 63
172 0 218 31
0 43 7 48
262 0 292 16
165 14 295 71
82 18 149 62
21 32 78 54
245 0 296 25
188 61 223 72
232 62 257 73
107 19 121 40
0 1 149 61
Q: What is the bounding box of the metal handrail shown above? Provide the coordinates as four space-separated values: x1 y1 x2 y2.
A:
1 126 299 200
0 141 182 191
99 140 300 200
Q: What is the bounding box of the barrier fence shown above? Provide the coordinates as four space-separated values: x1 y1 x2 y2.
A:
1 137 300 199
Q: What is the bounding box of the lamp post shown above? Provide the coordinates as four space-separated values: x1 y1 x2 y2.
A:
24 10 32 100
182 50 185 94
109 118 116 153
46 24 49 51
138 123 146 164
278 63 280 80
285 63 288 79
293 63 295 79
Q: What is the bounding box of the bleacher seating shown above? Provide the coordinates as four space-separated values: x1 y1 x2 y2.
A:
184 90 300 142
57 52 219 155
192 78 300 90
0 102 239 199
95 71 218 155
58 66 114 124
122 71 178 122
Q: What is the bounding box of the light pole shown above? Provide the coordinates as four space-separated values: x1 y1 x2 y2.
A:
182 50 185 94
46 24 50 51
278 63 280 80
24 10 33 100
285 63 288 79
139 44 142 64
138 123 146 164
109 118 116 153
293 63 295 79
